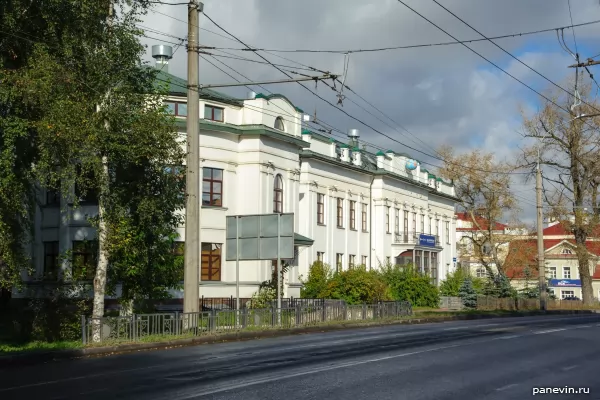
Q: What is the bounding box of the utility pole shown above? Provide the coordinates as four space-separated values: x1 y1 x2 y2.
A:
536 148 547 311
183 0 202 316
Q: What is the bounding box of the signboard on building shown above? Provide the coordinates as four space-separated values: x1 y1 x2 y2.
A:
549 279 581 288
225 213 294 261
418 234 436 247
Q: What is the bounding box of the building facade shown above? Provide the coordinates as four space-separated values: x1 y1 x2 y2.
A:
18 55 458 300
505 221 600 300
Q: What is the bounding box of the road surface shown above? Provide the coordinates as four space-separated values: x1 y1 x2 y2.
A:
1 314 599 399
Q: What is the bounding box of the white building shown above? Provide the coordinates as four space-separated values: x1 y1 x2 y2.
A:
19 46 458 300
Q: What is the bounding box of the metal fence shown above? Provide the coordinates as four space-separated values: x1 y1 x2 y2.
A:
81 301 412 344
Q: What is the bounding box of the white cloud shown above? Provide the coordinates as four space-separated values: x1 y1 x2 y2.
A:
137 0 600 222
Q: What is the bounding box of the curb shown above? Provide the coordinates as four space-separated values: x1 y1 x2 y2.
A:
1 309 596 368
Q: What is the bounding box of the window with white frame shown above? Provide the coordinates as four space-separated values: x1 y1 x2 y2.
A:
548 266 557 279
317 252 324 262
561 290 575 299
475 267 486 278
420 215 425 233
395 209 400 234
362 255 367 266
386 206 391 233
336 253 343 272
349 254 355 268
563 266 571 279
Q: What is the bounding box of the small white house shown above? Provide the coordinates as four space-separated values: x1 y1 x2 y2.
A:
19 46 458 300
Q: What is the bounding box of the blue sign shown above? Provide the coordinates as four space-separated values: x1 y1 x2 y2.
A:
549 279 581 288
452 257 457 263
418 234 436 247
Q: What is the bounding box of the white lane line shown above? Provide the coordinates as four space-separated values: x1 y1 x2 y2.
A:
177 332 530 399
495 335 521 340
496 383 519 391
562 365 578 371
533 328 567 335
443 327 465 331
474 323 500 328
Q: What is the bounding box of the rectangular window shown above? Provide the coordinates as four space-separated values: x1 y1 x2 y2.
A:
428 217 432 234
202 167 223 207
337 198 344 228
435 219 440 237
445 222 450 244
386 206 391 233
201 243 222 281
317 193 325 225
349 201 356 230
362 255 367 266
395 208 400 234
362 204 368 231
412 212 417 233
561 290 575 299
317 252 324 262
165 165 186 199
72 240 98 280
386 256 391 265
46 188 60 206
349 254 355 268
420 215 425 233
43 241 59 280
404 211 409 235
549 266 557 279
563 267 571 279
204 105 224 122
165 101 187 117
336 253 343 272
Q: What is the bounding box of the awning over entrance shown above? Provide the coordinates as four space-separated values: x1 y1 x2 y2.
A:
294 232 314 247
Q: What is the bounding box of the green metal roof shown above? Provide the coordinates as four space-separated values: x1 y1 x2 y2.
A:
154 70 244 106
255 93 304 113
294 232 314 247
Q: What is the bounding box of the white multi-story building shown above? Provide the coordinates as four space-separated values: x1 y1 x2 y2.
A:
19 46 458 299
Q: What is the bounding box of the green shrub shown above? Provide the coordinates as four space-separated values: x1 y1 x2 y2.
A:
440 268 485 296
321 265 392 305
380 263 440 308
300 261 333 298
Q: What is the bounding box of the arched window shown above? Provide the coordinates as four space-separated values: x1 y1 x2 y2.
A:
274 116 285 131
561 248 573 255
273 174 283 213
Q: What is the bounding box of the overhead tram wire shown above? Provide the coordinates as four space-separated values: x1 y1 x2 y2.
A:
397 0 600 135
431 0 600 118
201 19 600 54
142 10 530 176
200 12 528 175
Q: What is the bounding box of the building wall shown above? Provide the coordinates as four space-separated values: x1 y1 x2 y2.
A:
20 92 458 300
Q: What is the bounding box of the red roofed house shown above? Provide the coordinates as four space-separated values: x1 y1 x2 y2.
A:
504 220 600 300
455 211 526 278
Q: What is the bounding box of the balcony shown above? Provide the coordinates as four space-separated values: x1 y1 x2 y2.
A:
394 231 440 246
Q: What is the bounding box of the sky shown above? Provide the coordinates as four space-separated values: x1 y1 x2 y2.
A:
136 0 600 225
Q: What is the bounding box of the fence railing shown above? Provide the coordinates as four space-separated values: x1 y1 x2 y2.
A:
475 295 600 311
81 301 412 344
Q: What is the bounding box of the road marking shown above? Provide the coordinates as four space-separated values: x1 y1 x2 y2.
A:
443 327 465 331
474 323 500 328
562 365 578 371
496 383 518 391
495 335 521 340
533 328 567 334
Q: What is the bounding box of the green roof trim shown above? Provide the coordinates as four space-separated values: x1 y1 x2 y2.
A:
155 70 243 106
255 93 302 113
386 150 395 154
428 173 436 179
173 118 309 148
301 129 331 143
352 147 362 152
339 143 349 148
294 232 314 247
376 151 386 156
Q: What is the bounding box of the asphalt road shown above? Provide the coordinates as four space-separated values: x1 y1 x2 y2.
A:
1 314 600 400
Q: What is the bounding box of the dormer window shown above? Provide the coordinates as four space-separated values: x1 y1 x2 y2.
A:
561 248 573 255
165 101 187 117
205 105 224 122
274 116 285 131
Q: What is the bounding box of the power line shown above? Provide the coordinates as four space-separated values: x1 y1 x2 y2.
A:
399 1 600 133
201 19 600 54
567 0 579 55
199 12 530 176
